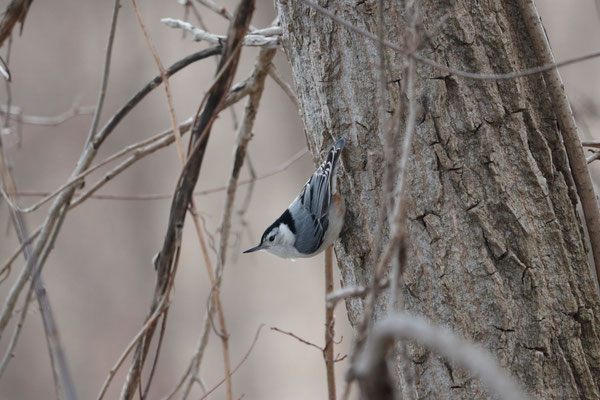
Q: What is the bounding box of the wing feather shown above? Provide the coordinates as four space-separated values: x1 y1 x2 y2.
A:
294 138 344 253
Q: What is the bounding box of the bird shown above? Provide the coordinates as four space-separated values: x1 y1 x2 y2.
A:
243 138 346 259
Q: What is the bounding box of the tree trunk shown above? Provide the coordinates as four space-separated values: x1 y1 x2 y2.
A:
277 0 600 398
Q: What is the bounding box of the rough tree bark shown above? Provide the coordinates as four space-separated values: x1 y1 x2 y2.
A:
277 0 600 398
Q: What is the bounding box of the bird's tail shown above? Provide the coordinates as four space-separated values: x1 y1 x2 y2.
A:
322 137 345 193
328 137 345 173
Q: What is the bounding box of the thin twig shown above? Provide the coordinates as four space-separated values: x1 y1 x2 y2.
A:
0 8 220 394
351 33 416 360
180 44 276 400
1 35 13 131
0 228 37 283
87 0 119 143
1 130 76 400
2 39 251 215
131 0 185 164
0 124 193 286
9 147 308 202
0 3 122 397
582 141 600 149
160 199 217 400
0 280 33 378
10 41 280 213
271 326 325 353
211 46 276 398
97 249 181 400
368 0 396 282
10 121 188 214
133 3 237 396
377 0 389 215
324 246 336 400
388 1 418 314
193 0 257 31
0 103 95 126
197 325 264 400
30 203 75 400
142 309 169 399
1 136 305 292
232 153 256 259
194 0 234 22
267 65 299 108
162 18 280 48
123 1 255 398
129 4 190 394
270 327 324 352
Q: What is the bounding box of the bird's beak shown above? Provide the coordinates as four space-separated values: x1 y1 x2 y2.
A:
243 244 264 254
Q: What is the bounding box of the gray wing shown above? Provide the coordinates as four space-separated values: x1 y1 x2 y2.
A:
293 138 344 254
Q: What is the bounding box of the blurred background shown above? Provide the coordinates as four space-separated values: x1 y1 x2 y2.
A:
0 0 598 399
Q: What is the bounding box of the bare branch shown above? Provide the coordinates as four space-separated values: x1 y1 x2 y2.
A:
0 3 123 398
0 45 221 327
232 153 257 258
128 2 192 394
8 118 190 214
0 10 221 390
86 0 119 143
165 206 215 400
72 122 192 207
130 0 185 164
587 152 600 164
0 0 33 48
0 103 95 126
356 314 530 400
123 1 256 398
2 49 222 214
162 18 280 48
1 139 304 294
0 123 193 289
178 44 276 400
1 122 77 400
326 278 389 307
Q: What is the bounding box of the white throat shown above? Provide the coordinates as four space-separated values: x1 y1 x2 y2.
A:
266 223 304 259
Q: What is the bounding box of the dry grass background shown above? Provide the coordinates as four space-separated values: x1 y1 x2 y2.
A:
0 0 597 399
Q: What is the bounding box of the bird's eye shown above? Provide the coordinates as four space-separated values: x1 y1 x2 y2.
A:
269 236 274 242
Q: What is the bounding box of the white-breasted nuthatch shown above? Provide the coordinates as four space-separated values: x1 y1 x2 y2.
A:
243 138 346 259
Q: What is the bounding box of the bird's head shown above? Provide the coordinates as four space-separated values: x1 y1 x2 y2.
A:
243 215 299 258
